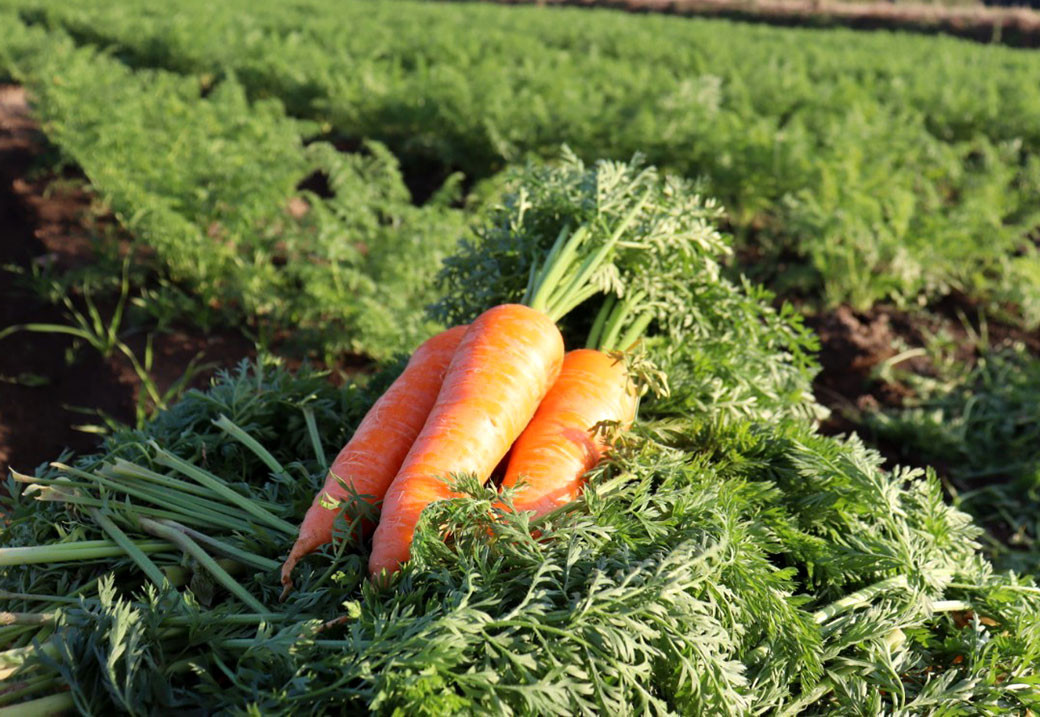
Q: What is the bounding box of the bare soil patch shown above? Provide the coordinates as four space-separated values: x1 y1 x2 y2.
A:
807 299 1040 472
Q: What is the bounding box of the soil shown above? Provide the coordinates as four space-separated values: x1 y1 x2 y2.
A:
806 299 1040 472
0 85 259 476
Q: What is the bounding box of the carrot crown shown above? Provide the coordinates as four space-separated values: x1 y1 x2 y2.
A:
432 150 728 337
522 189 649 322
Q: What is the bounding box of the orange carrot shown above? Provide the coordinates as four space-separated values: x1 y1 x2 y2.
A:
281 324 467 587
500 349 638 518
368 303 564 577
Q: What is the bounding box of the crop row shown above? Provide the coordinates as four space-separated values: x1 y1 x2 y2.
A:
0 15 470 360
6 0 1040 320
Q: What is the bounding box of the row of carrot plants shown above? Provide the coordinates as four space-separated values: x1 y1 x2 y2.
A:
0 14 471 360
6 0 1040 320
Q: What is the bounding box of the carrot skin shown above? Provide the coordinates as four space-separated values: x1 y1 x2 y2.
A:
280 325 468 587
500 349 637 518
369 304 565 576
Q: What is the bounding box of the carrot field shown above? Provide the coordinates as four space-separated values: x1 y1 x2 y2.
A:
0 0 1038 713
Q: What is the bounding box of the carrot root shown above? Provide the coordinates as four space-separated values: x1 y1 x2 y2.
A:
280 325 467 590
501 349 637 518
368 304 564 577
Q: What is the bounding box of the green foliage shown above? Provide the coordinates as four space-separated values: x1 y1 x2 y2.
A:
437 151 824 424
1 155 1037 712
0 16 468 359
870 345 1040 574
6 0 1040 321
2 359 1038 713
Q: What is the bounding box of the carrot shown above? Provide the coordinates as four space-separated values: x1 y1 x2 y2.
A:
369 180 653 578
368 303 564 577
280 324 467 588
499 349 637 518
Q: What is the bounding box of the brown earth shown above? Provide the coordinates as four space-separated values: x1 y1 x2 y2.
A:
807 298 1040 471
483 0 1040 47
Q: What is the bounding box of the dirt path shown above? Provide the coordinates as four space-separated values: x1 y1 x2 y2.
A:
0 85 256 477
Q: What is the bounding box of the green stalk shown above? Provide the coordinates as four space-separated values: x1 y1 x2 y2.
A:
543 244 613 320
0 642 59 681
0 541 169 566
585 294 616 350
542 188 651 321
9 472 94 491
104 459 216 499
527 225 583 313
153 519 280 572
545 284 603 326
106 460 283 514
0 674 60 709
812 575 909 624
525 224 571 306
149 445 295 536
0 323 95 344
948 581 1040 596
777 677 835 717
0 626 38 651
89 508 168 589
0 691 75 717
212 415 285 474
219 638 347 650
59 464 254 533
302 407 326 467
16 479 227 529
138 518 267 613
596 291 643 352
163 613 290 626
615 310 655 352
58 461 238 519
0 615 54 628
0 594 82 606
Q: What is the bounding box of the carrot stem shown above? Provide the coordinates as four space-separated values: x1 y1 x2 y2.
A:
0 691 75 716
0 674 61 709
104 459 217 500
0 541 169 566
541 188 651 321
616 310 654 352
212 415 285 475
599 298 635 352
0 614 54 627
152 519 279 572
88 508 168 589
56 463 255 533
586 294 616 350
138 518 267 613
301 407 326 467
812 575 910 624
149 444 296 536
528 225 584 313
526 223 571 306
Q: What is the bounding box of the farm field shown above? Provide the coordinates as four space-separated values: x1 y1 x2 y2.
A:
1 0 1039 713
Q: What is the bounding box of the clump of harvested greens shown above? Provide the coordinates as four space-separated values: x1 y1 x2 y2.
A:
1 157 1038 714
